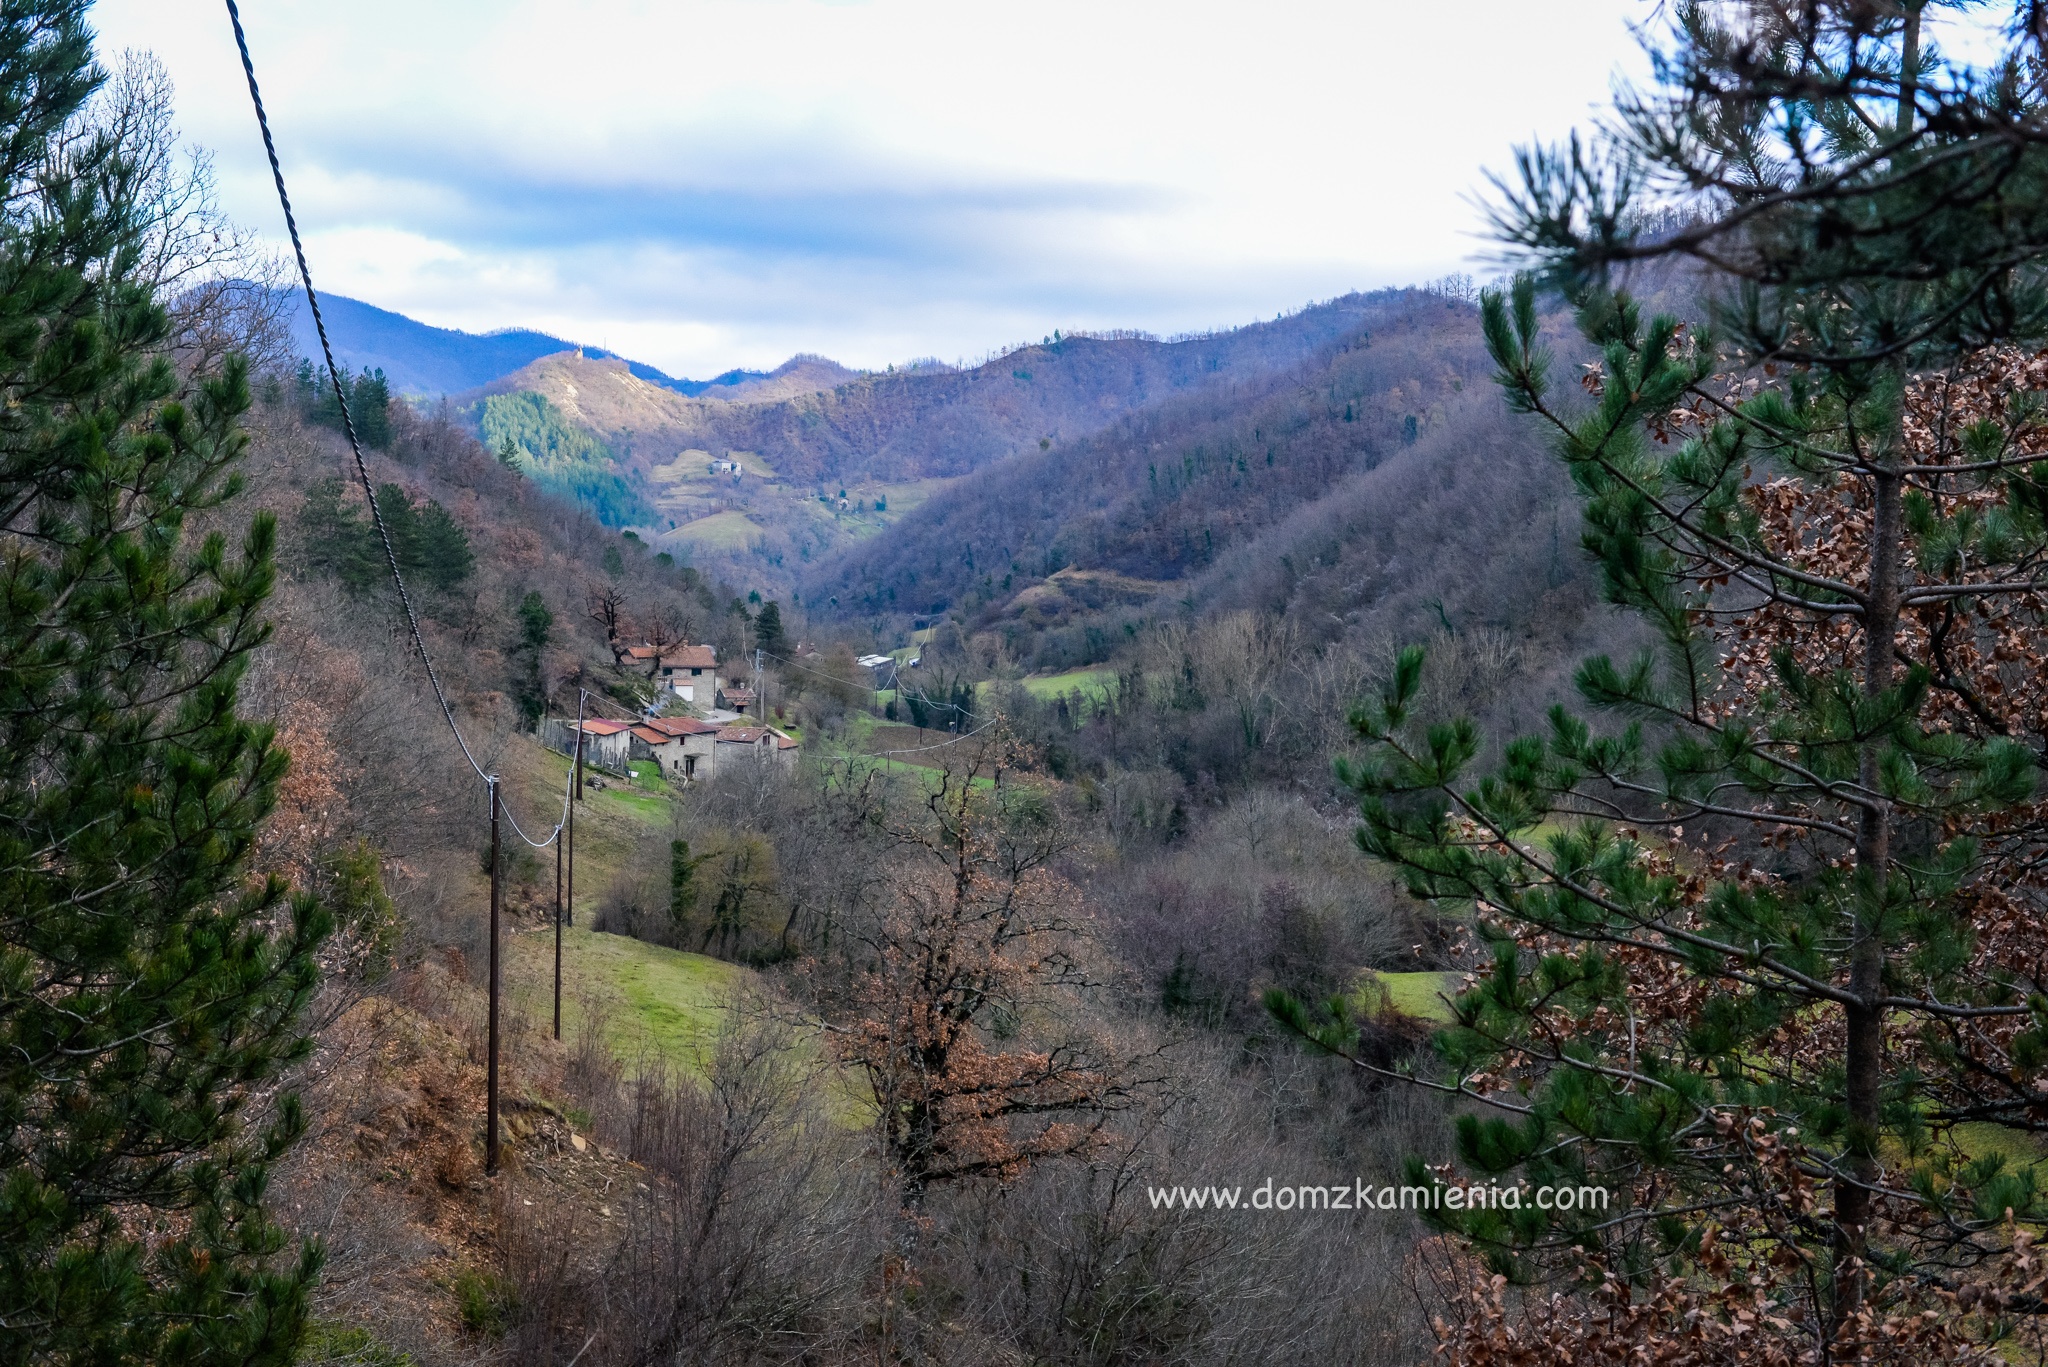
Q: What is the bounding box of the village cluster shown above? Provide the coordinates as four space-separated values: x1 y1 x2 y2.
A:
542 641 798 784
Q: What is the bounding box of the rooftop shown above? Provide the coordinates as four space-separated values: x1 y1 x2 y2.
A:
624 643 717 669
644 716 719 737
712 724 799 749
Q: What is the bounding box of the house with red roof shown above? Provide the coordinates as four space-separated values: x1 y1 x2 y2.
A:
629 714 720 781
562 716 634 772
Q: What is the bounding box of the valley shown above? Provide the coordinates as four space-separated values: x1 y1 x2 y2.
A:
427 295 1394 590
23 5 2040 1363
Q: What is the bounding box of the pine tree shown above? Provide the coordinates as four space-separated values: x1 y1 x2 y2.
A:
298 480 470 598
372 482 419 573
517 590 553 656
754 599 787 659
350 368 391 449
0 5 329 1360
1278 4 2048 1359
298 365 390 450
668 838 706 930
295 476 380 593
513 590 552 724
407 496 474 594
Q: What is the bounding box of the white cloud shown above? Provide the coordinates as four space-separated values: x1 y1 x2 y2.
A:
94 0 1661 374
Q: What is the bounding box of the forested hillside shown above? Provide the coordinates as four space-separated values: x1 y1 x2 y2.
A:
472 297 1384 485
806 286 1614 683
451 295 1393 584
35 3 2048 1365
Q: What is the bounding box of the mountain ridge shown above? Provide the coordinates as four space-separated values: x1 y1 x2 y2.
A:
278 289 774 398
797 287 1602 675
453 294 1394 587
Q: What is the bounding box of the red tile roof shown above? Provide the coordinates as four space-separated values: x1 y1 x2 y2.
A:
644 716 718 737
624 643 717 669
575 718 633 736
629 725 669 745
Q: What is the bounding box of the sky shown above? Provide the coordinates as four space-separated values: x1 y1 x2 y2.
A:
91 0 1662 377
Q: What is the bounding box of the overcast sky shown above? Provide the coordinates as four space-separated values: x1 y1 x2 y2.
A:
91 0 1660 377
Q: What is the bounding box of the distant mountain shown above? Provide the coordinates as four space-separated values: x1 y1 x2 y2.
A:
808 292 1478 602
459 296 1390 583
277 290 769 398
707 354 862 403
802 289 1603 672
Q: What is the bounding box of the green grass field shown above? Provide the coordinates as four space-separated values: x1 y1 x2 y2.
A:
511 926 742 1069
1358 970 1461 1023
795 476 959 541
650 448 778 482
606 788 671 821
867 476 954 517
510 925 873 1123
664 509 758 552
512 746 673 923
1019 668 1115 701
498 737 886 1121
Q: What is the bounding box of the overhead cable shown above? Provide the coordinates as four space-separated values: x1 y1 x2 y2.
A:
226 0 489 785
500 689 586 849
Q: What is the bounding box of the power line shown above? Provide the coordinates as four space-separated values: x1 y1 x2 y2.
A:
226 0 489 787
875 718 998 755
758 647 980 725
227 2 579 1175
499 689 584 850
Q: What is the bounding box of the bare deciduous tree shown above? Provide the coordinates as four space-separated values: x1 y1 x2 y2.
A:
586 582 629 666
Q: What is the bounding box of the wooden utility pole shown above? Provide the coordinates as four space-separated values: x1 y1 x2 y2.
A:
553 822 563 1042
486 775 502 1176
569 721 584 929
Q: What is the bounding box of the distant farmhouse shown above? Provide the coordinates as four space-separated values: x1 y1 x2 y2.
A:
628 715 719 781
713 723 798 770
716 675 756 715
535 628 796 784
554 717 633 772
546 714 796 783
623 642 717 701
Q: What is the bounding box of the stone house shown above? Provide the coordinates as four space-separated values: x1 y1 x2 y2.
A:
623 642 718 702
629 715 720 782
712 723 798 771
716 677 756 714
564 717 633 772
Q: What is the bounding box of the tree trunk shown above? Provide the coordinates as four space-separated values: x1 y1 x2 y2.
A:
1836 442 1903 1328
